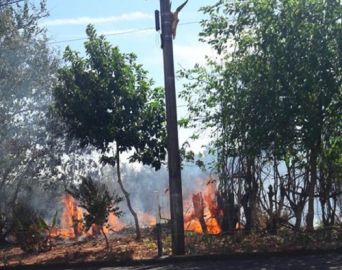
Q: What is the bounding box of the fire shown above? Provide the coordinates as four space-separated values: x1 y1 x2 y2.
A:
51 194 125 239
103 212 126 234
185 219 202 234
184 180 222 234
184 207 221 234
50 177 236 240
62 194 84 238
138 211 157 227
50 194 84 239
51 193 157 240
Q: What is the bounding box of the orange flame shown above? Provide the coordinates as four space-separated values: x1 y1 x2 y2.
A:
184 180 222 234
51 178 231 239
138 211 157 227
51 194 125 239
103 212 126 234
51 194 84 239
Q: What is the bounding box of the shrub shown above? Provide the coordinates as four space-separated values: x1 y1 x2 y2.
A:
68 176 123 249
12 203 52 253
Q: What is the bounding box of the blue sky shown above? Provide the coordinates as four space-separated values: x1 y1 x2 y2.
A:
36 0 217 150
39 0 217 84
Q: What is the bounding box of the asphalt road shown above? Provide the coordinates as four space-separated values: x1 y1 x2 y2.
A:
59 253 342 270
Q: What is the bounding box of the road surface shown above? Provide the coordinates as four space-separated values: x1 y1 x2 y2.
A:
59 253 342 270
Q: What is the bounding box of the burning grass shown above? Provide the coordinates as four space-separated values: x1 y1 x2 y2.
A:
50 194 125 240
1 179 341 268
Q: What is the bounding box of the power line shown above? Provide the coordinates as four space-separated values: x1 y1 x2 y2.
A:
47 21 200 45
47 20 201 109
48 26 154 45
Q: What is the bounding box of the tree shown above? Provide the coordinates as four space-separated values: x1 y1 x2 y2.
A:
180 0 341 231
53 25 166 240
68 176 123 249
0 0 61 243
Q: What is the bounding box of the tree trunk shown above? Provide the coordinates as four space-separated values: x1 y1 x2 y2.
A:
217 188 236 233
306 147 317 231
294 208 302 230
321 199 327 226
319 163 337 227
115 146 141 240
245 157 257 233
101 227 110 250
192 193 207 234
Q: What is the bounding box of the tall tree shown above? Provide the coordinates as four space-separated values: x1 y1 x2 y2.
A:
53 25 166 240
0 0 62 244
180 0 341 231
0 0 59 212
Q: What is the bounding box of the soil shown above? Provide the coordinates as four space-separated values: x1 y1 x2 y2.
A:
1 226 341 268
0 228 167 267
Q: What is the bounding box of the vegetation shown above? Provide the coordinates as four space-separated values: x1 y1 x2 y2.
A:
184 226 342 255
180 0 341 232
0 0 341 263
68 176 123 249
53 25 166 240
1 225 341 266
12 202 57 253
0 0 63 244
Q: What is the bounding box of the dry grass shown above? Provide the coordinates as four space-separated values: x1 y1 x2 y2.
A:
1 226 341 268
0 229 164 267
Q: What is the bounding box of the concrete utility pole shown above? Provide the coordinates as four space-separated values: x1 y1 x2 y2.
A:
158 0 185 255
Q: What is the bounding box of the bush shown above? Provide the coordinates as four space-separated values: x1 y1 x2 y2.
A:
68 176 123 249
12 203 52 253
0 212 7 245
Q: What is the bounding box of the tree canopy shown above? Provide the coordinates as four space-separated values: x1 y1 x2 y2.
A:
53 25 167 239
54 25 166 170
180 0 342 231
0 0 63 244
